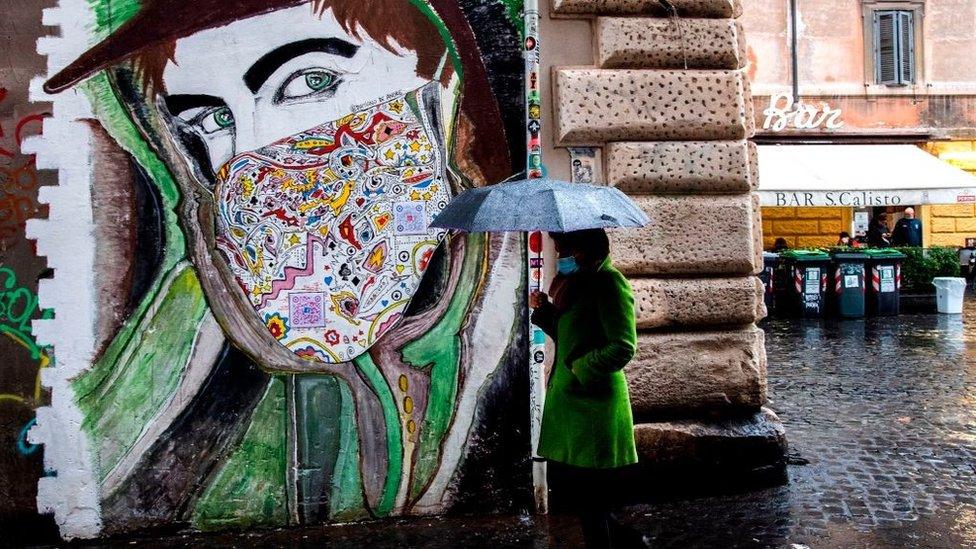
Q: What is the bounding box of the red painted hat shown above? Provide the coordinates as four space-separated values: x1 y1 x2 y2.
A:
44 0 309 93
44 0 510 179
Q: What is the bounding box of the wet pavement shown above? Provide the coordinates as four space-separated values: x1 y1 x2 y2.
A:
37 300 976 548
619 299 976 548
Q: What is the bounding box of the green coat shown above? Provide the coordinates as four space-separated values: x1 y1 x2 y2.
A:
532 257 638 469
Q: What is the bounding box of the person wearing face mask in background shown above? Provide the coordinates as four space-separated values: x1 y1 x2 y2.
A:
528 229 646 549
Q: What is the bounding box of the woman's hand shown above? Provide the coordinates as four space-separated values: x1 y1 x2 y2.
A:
529 291 549 309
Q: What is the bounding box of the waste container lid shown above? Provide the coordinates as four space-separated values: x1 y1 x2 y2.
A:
862 248 907 259
779 249 830 261
830 252 869 261
933 277 968 287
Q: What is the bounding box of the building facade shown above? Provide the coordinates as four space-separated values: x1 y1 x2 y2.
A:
742 0 976 248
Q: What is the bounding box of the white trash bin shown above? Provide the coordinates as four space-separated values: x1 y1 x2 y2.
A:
933 277 967 314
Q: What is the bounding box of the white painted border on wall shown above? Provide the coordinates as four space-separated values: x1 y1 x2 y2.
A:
25 0 103 539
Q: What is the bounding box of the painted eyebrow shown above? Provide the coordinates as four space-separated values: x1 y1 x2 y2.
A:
243 38 359 94
164 94 225 116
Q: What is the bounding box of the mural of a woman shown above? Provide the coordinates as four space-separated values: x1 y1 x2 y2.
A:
41 0 527 535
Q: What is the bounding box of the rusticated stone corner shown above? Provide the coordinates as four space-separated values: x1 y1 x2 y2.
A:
610 194 759 275
633 407 786 467
604 140 757 194
554 69 752 145
626 326 766 418
741 61 757 137
754 276 768 321
751 192 763 274
552 0 742 18
595 18 746 70
630 277 762 329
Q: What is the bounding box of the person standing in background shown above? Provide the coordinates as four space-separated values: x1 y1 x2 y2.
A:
837 232 861 248
892 207 923 247
867 212 892 248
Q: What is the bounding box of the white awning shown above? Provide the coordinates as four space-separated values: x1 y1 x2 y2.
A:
757 144 976 207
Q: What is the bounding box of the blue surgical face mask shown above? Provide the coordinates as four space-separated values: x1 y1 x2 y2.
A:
557 256 580 276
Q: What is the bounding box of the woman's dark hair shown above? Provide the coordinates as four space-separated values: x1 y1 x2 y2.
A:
551 229 610 269
839 231 851 239
773 237 789 251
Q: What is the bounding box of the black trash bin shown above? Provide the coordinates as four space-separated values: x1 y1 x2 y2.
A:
779 250 831 318
830 251 868 318
760 252 778 314
864 248 906 316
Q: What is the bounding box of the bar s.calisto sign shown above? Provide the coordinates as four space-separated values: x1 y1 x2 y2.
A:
760 189 976 207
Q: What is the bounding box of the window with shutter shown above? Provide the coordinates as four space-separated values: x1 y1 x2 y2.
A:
873 9 916 86
898 11 915 84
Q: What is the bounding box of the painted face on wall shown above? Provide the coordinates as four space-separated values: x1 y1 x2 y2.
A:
36 0 527 533
160 5 457 364
161 5 444 174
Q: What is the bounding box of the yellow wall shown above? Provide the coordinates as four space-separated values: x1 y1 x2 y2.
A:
764 143 976 250
921 204 976 247
920 141 976 247
762 207 852 250
921 141 976 174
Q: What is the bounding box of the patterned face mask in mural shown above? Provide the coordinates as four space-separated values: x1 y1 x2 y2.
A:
213 83 449 363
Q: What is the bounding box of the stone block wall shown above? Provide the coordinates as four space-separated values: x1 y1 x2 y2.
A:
922 141 976 175
762 206 852 249
915 143 976 247
922 204 976 247
547 0 785 475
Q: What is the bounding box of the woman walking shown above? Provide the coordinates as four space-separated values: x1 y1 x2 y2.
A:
529 229 646 548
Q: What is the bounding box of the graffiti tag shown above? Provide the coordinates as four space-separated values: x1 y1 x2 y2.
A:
0 265 51 456
0 87 49 241
0 266 51 361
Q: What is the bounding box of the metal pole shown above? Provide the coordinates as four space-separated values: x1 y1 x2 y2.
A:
523 0 548 515
789 0 800 105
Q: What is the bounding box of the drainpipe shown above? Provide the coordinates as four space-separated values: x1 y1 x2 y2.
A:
789 0 800 104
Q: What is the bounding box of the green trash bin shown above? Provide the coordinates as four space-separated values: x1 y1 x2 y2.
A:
829 251 868 318
863 248 906 316
779 250 831 318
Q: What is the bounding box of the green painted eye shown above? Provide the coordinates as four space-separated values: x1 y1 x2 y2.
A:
278 69 341 101
212 107 234 129
195 106 234 134
305 71 334 91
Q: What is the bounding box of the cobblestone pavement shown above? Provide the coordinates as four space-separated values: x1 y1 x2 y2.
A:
48 301 976 548
618 300 976 548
